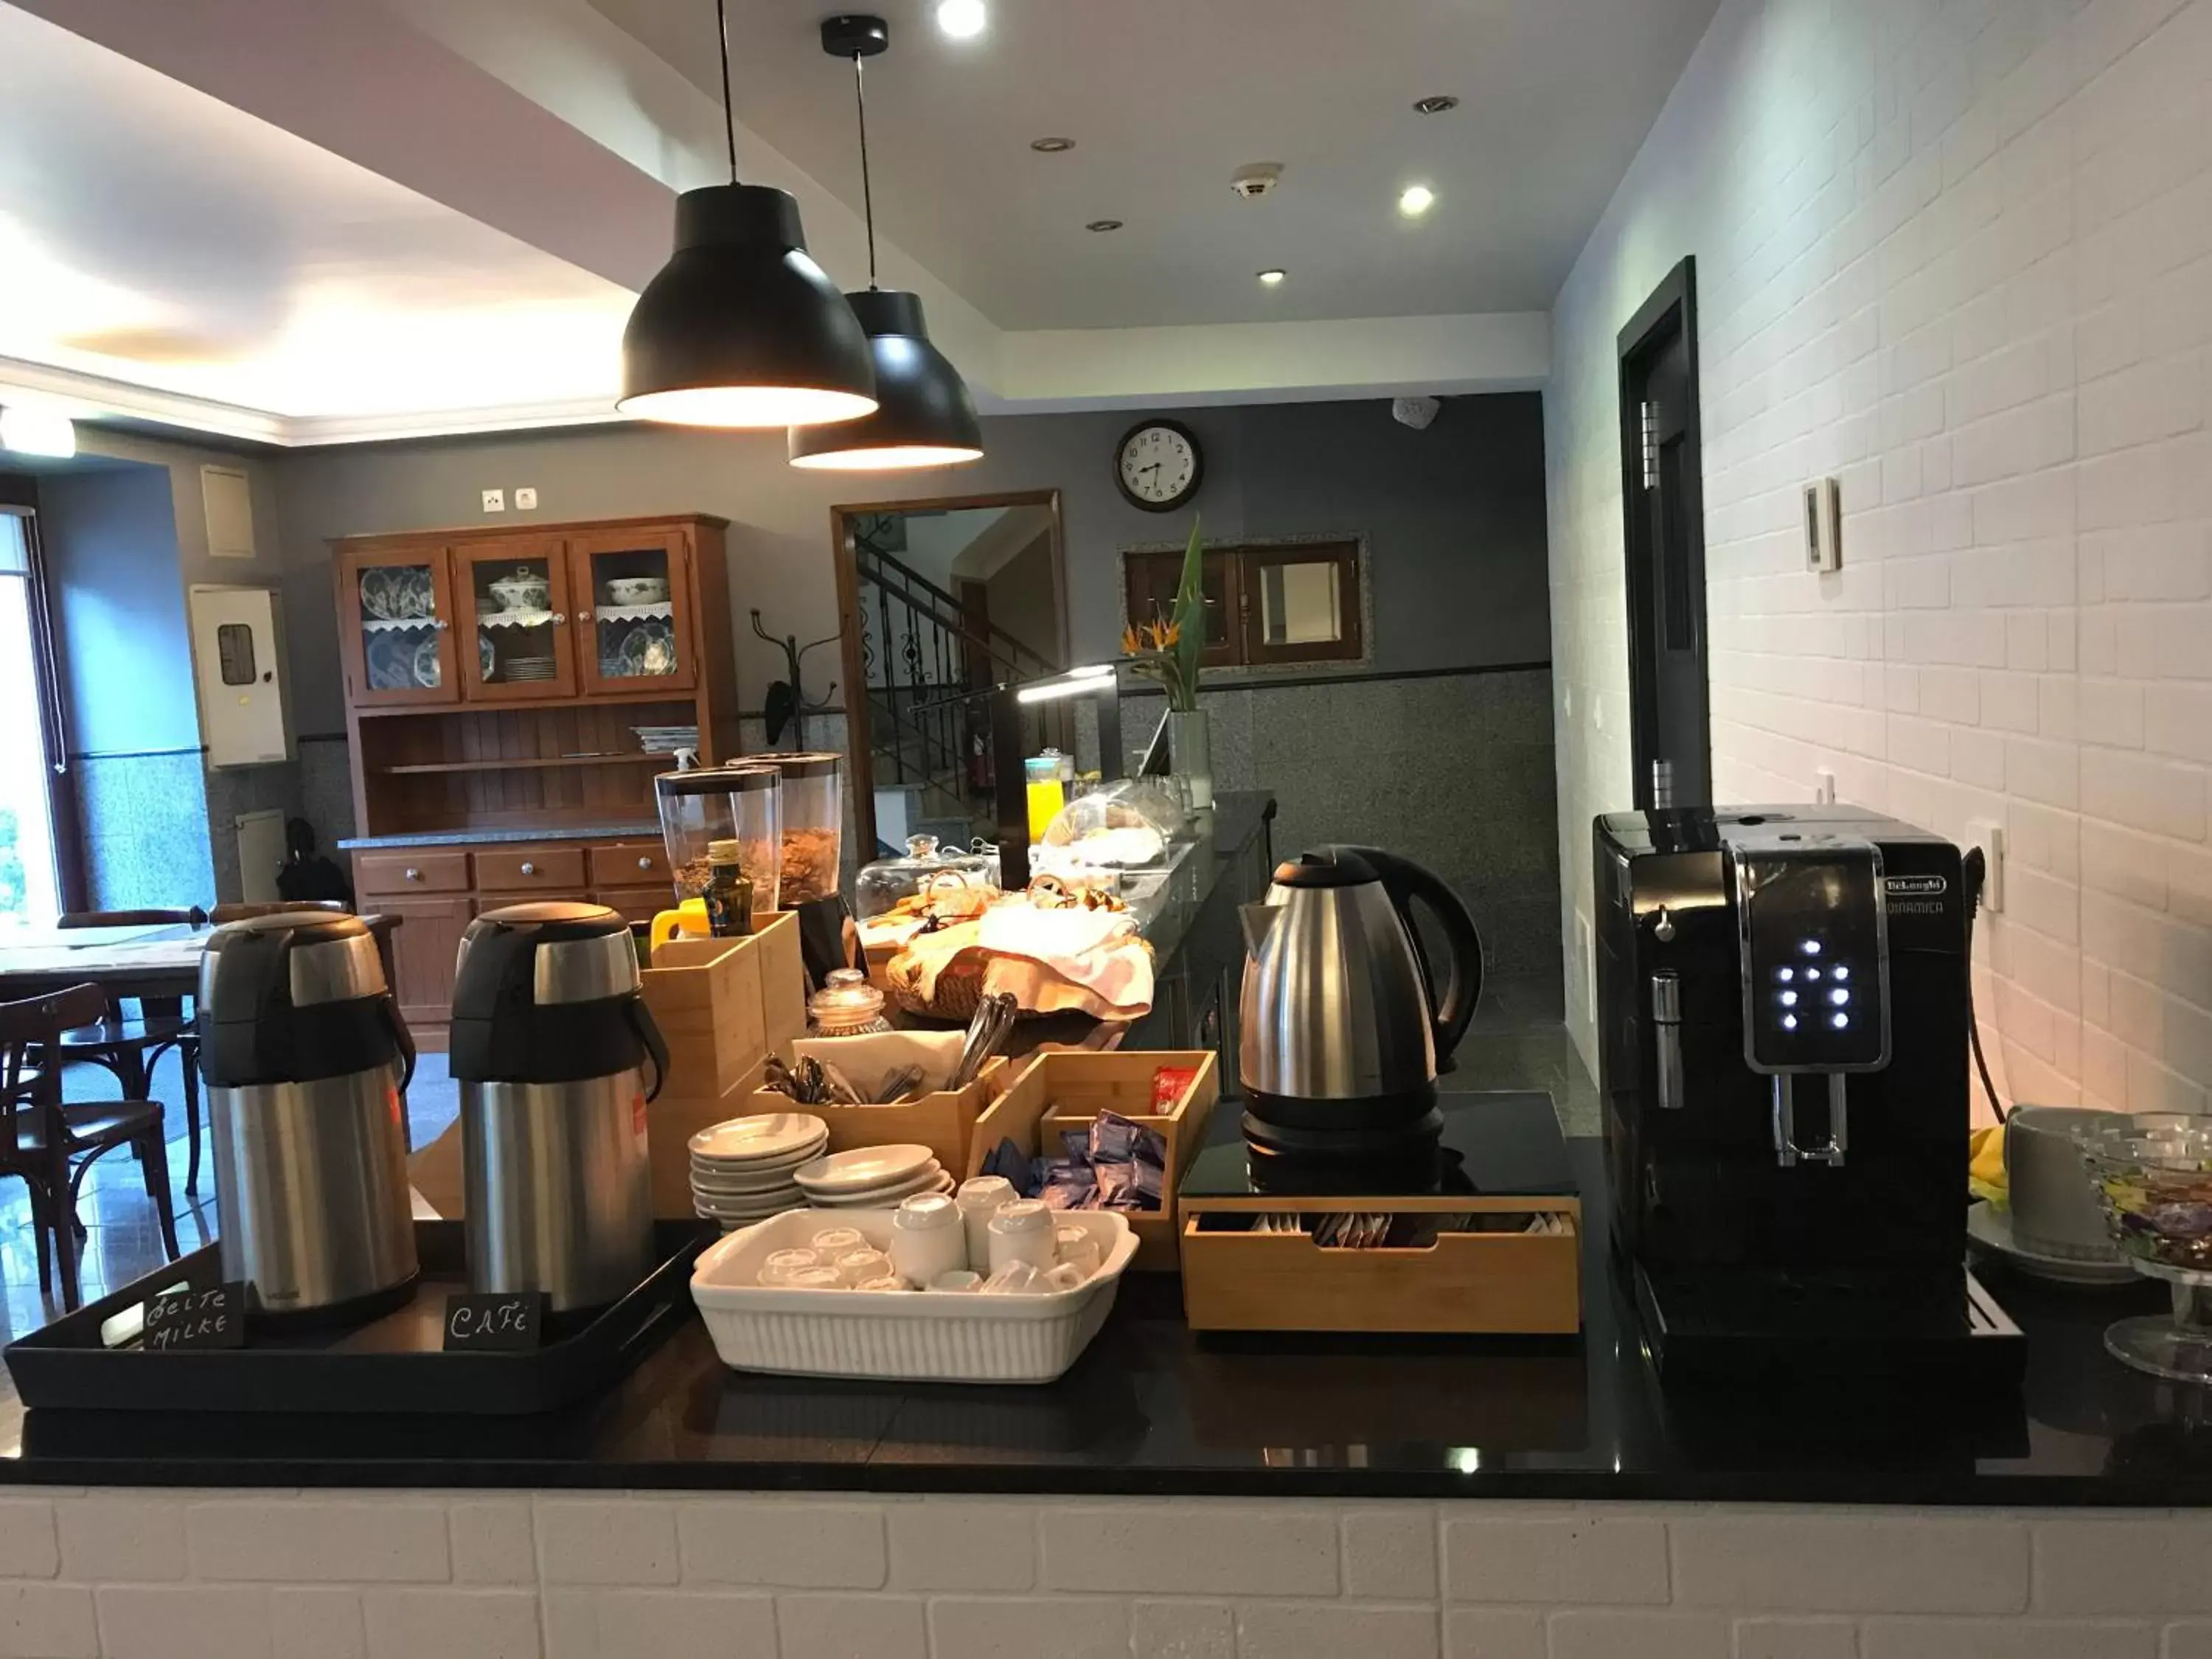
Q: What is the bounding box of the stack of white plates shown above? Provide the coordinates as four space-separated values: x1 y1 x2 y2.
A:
507 655 557 681
689 1113 830 1231
791 1144 953 1210
633 724 701 754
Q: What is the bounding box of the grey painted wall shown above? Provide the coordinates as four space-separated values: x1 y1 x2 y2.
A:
271 394 1551 730
29 431 296 909
39 461 200 757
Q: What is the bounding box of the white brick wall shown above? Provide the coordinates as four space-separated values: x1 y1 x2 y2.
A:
0 1492 2203 1656
1545 0 2212 1121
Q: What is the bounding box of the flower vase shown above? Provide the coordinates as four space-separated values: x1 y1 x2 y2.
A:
1167 707 1214 812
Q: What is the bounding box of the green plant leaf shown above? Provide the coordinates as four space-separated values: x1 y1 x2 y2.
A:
1166 515 1205 712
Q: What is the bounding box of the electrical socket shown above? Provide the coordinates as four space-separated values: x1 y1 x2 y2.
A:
1814 767 1837 805
481 488 505 513
514 487 538 510
1966 818 2004 914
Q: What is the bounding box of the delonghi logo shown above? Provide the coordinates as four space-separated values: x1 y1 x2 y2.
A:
1885 874 1948 902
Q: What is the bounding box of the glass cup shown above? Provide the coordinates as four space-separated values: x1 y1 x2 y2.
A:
758 1247 821 1287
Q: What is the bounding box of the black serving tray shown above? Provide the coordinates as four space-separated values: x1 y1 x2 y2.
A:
4 1221 710 1416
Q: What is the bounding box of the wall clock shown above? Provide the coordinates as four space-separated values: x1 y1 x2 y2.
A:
1113 419 1204 512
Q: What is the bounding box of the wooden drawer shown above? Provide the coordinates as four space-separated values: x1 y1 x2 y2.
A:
588 841 670 888
1179 1211 1581 1335
355 849 470 896
473 846 586 891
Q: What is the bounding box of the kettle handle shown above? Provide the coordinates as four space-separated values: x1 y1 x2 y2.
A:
1345 846 1484 1068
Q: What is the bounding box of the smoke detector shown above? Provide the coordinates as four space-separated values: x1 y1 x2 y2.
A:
1230 161 1284 200
1392 396 1441 431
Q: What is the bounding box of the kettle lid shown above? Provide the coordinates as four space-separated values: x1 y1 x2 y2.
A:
1271 847 1380 889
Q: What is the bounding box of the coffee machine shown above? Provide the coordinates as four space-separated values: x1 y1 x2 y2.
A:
1595 806 2020 1384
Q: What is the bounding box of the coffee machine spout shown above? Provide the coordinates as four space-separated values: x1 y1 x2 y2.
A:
1239 902 1281 957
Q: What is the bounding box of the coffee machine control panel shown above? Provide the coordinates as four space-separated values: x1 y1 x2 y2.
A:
1729 835 1890 1074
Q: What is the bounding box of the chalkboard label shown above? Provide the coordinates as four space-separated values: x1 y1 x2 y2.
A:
142 1284 247 1352
442 1292 547 1352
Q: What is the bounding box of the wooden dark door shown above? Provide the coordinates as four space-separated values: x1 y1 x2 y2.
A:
1619 257 1711 810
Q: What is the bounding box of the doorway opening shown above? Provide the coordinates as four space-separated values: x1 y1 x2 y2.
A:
830 490 1067 857
1618 257 1711 810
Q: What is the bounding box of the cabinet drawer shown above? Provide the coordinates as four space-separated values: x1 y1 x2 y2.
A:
356 849 470 896
588 841 670 887
472 846 587 891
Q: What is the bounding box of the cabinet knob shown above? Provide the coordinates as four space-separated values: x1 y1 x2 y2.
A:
520 861 538 877
403 867 421 883
550 613 566 626
433 619 450 632
579 609 594 622
637 855 654 871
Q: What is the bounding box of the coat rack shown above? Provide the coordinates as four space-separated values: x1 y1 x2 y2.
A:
750 610 841 748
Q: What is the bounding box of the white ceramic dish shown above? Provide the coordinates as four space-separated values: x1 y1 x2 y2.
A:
690 1114 830 1164
691 1163 822 1196
695 1193 804 1221
606 576 670 605
806 1169 953 1208
793 1144 936 1196
691 1139 829 1177
1966 1201 2135 1287
691 1208 1135 1383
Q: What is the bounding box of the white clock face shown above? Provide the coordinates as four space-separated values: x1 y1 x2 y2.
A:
1119 425 1198 506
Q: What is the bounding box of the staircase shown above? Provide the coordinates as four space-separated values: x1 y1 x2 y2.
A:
850 525 1062 853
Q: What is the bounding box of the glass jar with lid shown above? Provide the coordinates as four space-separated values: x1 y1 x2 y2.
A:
737 752 844 904
854 835 1001 922
807 967 893 1036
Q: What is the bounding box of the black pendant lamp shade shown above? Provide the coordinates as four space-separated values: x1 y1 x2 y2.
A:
787 13 984 470
788 290 984 469
616 0 877 429
619 184 877 428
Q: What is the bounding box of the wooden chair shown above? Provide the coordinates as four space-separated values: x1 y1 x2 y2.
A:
55 908 206 1197
0 984 180 1312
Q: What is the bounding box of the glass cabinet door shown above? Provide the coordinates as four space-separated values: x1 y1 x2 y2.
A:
454 538 577 700
570 531 697 696
342 549 456 706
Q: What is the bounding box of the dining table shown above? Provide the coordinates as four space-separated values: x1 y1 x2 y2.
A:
0 922 209 1002
0 915 411 1149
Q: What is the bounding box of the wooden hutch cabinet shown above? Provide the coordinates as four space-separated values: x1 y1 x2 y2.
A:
333 514 738 1044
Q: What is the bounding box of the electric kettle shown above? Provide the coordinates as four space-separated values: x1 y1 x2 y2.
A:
1238 846 1484 1159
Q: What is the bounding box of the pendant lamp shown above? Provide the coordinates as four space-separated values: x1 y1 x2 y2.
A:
788 14 984 470
619 0 877 428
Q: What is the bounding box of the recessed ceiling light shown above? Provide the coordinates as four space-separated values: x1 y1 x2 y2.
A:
1086 219 1124 233
935 0 987 39
1030 136 1076 153
1257 269 1286 286
1398 184 1436 218
1413 94 1459 115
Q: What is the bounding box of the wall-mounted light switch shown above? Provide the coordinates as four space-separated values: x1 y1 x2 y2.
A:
1804 477 1842 573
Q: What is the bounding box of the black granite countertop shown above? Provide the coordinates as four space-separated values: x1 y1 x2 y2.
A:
337 821 662 851
4 1104 2205 1504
